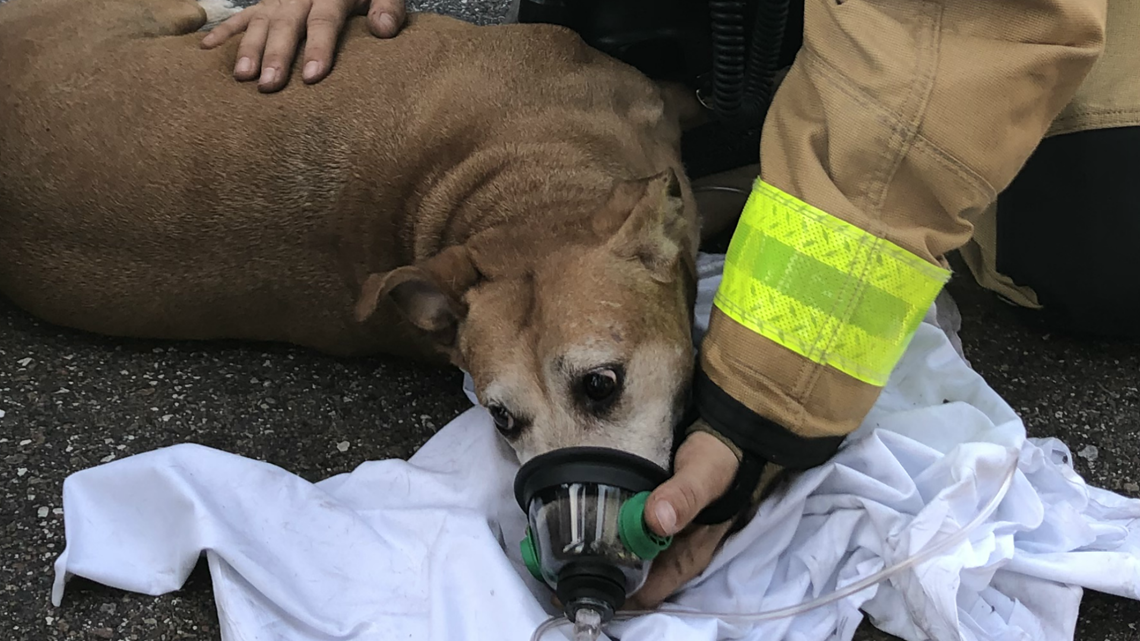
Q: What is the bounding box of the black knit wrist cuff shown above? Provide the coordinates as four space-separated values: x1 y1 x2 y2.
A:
689 366 846 524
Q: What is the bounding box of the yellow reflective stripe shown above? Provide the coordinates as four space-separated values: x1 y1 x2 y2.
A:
713 180 951 387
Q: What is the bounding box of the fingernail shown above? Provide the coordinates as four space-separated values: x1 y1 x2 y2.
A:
378 12 396 34
655 501 677 535
235 57 253 75
303 61 321 81
259 67 278 86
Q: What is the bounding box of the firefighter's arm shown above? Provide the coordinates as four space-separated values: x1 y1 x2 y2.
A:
687 0 1107 523
634 0 1107 608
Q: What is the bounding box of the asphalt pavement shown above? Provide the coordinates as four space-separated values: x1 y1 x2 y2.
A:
3 0 1140 638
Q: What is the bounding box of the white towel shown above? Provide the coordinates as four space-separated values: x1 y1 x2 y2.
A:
50 253 1140 641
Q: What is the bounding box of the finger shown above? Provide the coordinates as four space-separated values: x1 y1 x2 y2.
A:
200 6 255 49
366 0 407 38
644 431 738 537
623 521 733 610
232 14 271 80
301 0 350 83
257 11 307 92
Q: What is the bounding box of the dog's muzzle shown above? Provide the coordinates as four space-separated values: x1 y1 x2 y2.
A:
514 446 673 624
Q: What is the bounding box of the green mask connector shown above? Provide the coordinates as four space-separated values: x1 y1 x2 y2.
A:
520 528 544 580
617 491 672 560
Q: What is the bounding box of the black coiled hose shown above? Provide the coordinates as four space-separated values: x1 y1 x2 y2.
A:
708 1 749 117
707 0 789 127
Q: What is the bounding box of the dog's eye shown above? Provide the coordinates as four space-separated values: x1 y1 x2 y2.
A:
583 368 620 402
488 403 517 436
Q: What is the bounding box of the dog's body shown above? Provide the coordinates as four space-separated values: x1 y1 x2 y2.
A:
0 0 703 465
0 0 693 358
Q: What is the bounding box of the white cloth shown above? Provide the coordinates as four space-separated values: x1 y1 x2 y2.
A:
50 253 1140 641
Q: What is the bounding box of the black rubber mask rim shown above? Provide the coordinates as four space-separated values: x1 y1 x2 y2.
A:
513 446 670 511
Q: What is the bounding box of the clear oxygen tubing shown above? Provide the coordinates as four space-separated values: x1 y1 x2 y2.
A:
530 449 1020 641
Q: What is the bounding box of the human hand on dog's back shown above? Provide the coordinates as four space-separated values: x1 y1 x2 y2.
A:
200 0 407 92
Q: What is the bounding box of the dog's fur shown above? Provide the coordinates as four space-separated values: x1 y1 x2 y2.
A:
0 0 711 467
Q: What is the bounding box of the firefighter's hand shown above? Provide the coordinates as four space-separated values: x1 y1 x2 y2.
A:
200 0 407 92
626 428 739 609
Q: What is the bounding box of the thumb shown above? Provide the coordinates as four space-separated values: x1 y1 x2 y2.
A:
644 430 739 537
367 0 407 38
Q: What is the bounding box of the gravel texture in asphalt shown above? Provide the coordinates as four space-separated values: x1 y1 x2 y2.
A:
2 0 1140 638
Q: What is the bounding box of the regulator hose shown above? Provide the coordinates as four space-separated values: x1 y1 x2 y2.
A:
707 0 790 127
707 1 748 118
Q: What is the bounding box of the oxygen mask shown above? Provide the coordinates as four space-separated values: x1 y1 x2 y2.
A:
513 446 673 627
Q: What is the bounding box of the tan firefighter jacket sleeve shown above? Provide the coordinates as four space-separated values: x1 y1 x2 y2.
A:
688 0 1108 523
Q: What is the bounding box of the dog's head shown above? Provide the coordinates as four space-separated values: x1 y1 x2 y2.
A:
355 168 698 468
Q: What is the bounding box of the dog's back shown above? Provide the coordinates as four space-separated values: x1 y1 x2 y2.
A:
0 0 684 357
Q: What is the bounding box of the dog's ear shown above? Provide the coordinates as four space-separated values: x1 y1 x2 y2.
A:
354 245 481 353
603 168 688 282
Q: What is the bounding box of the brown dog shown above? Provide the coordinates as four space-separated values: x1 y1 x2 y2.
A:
0 0 711 467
